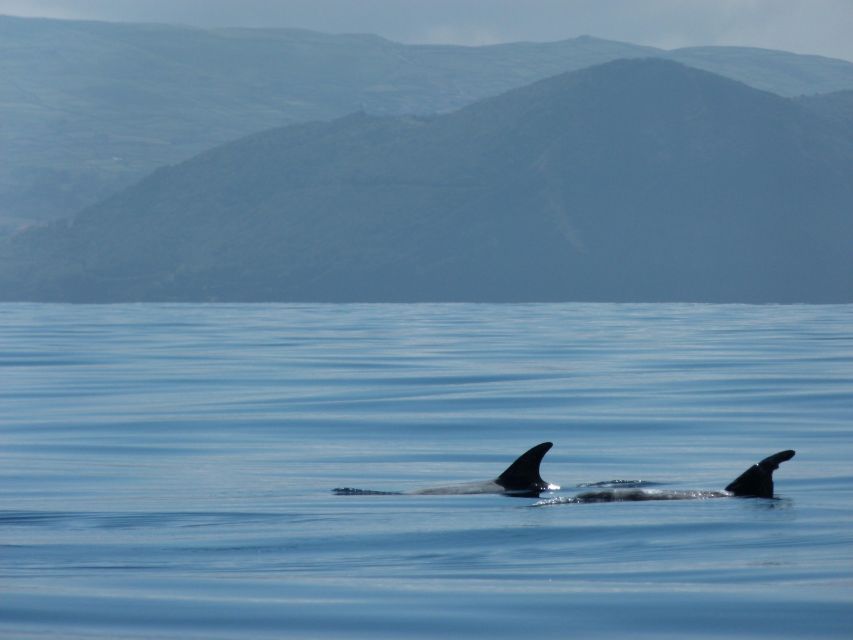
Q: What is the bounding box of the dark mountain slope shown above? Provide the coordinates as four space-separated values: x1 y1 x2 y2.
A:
797 90 853 135
2 59 851 302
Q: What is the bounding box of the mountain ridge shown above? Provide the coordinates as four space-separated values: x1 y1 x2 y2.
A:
4 15 853 228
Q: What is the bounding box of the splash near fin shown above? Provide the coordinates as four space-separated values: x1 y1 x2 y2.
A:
496 442 554 493
725 450 796 498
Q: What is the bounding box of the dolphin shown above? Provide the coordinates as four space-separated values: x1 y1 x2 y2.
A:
333 442 558 498
537 450 796 505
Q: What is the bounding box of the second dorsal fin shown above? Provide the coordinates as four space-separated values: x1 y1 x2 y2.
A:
496 442 554 492
725 450 796 497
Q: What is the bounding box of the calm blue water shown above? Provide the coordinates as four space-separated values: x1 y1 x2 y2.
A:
1 303 852 639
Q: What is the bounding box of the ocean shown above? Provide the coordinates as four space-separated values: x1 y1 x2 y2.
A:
1 303 852 639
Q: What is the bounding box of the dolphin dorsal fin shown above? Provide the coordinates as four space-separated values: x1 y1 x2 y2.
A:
725 450 796 497
496 442 553 491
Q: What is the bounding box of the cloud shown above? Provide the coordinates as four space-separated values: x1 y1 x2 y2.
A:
0 0 81 19
708 0 853 60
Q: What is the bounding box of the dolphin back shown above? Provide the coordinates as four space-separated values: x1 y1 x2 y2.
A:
496 442 554 493
724 449 796 497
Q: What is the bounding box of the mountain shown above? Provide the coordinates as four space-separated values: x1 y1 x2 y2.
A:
2 58 851 303
666 46 853 97
797 90 853 135
4 15 853 229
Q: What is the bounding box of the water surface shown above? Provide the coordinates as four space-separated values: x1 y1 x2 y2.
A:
1 303 852 638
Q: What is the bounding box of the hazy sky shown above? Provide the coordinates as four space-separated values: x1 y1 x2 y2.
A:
2 0 852 62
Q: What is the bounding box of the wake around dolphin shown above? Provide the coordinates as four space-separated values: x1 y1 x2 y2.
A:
333 442 559 498
536 450 796 505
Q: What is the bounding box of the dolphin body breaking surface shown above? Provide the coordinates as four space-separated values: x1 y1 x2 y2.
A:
536 450 796 505
333 442 558 498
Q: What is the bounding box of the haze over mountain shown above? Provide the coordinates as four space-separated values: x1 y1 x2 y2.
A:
4 15 853 229
2 58 851 303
